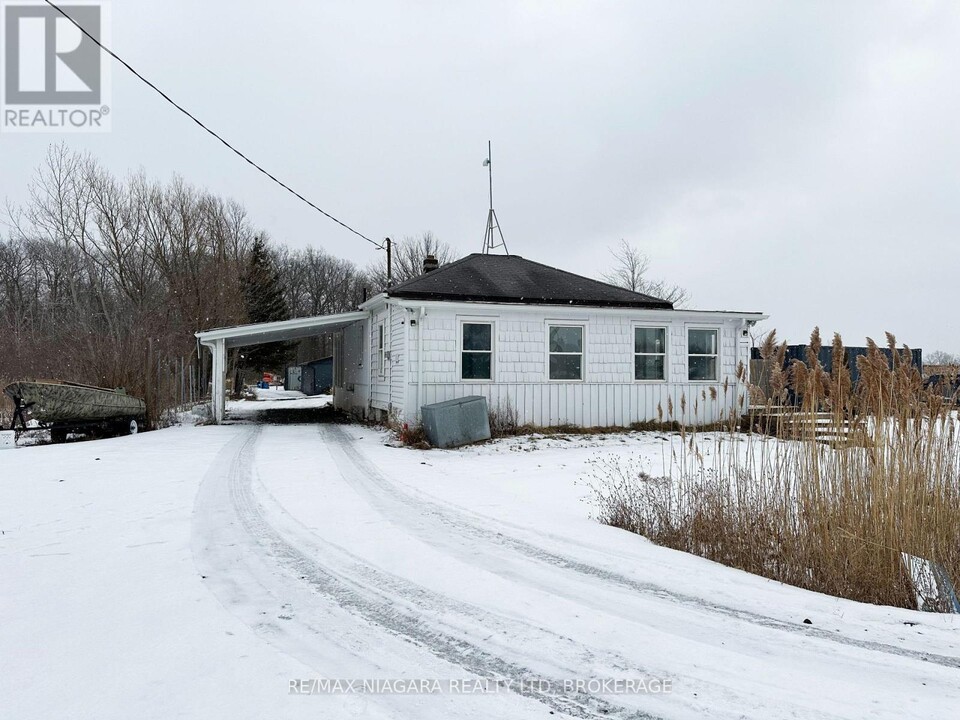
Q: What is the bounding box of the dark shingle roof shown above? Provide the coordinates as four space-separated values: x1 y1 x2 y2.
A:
387 254 673 309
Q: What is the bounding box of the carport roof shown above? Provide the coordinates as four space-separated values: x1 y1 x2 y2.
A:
195 310 366 349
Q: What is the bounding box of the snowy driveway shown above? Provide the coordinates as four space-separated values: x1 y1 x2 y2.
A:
3 422 960 719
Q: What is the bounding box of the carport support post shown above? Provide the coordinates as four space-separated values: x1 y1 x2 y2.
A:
210 338 226 424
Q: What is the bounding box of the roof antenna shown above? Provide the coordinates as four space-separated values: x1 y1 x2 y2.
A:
481 141 509 255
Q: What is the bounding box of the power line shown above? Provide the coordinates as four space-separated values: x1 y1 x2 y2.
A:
42 0 383 250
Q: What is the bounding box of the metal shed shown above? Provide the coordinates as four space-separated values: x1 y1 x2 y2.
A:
300 357 333 396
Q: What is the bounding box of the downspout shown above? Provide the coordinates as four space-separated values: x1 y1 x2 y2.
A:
387 301 393 415
417 306 425 420
403 306 411 423
738 318 749 417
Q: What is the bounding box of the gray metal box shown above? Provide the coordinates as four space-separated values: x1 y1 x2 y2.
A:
421 395 491 449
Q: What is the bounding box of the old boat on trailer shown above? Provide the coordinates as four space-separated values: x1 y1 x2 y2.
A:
4 380 146 442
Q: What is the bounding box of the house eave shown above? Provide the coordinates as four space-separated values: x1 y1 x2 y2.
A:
386 291 673 310
385 296 766 321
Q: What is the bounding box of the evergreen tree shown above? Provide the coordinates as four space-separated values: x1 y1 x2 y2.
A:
241 237 293 373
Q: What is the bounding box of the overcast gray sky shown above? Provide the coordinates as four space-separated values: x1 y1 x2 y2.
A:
2 1 958 352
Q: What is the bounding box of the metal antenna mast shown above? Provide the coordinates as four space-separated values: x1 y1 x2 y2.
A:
481 140 509 254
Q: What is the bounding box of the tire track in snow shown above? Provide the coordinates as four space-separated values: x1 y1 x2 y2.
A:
320 425 960 671
192 429 402 687
198 426 667 720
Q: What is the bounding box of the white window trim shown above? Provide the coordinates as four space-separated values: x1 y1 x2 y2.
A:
633 324 669 383
687 326 720 383
546 322 586 382
457 317 496 383
377 323 386 379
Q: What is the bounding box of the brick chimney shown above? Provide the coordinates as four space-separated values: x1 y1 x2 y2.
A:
422 254 439 273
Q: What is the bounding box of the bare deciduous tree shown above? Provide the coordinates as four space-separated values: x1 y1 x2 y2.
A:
602 239 690 307
925 350 960 366
276 245 368 361
0 145 258 422
365 231 457 290
0 150 460 424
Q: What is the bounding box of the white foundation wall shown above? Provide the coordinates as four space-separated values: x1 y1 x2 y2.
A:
401 304 754 427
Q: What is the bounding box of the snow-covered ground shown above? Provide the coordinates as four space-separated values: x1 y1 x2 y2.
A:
1 419 958 719
225 386 333 419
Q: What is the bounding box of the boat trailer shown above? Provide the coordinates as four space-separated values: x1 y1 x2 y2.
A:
8 395 34 432
5 384 145 443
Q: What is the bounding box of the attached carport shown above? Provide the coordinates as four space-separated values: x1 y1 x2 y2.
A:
195 310 367 423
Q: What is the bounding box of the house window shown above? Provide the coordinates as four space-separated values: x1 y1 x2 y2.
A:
548 325 583 380
688 328 718 381
377 324 385 378
635 327 666 381
461 322 493 380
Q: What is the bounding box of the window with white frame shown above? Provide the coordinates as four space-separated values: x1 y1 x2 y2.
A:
377 323 385 378
548 325 584 380
635 327 666 381
461 322 493 380
688 328 718 381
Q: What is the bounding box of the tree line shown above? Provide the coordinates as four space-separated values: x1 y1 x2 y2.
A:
0 147 462 422
0 145 685 424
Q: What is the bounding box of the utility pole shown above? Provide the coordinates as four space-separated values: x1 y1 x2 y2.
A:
385 237 392 288
481 141 509 255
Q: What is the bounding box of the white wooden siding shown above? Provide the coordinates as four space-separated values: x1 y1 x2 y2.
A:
413 381 738 427
366 303 412 416
400 305 751 427
369 306 391 411
332 320 368 416
352 298 759 426
389 307 406 412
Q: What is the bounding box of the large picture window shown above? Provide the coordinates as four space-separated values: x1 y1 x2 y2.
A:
461 322 493 380
548 325 583 380
635 327 666 381
688 328 718 381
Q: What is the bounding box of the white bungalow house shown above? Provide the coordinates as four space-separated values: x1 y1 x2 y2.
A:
197 253 766 427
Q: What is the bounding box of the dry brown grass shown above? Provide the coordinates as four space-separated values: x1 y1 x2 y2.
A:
488 398 520 438
0 393 11 430
589 329 960 610
395 420 431 449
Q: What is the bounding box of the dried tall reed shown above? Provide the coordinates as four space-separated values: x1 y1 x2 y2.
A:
589 330 960 610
